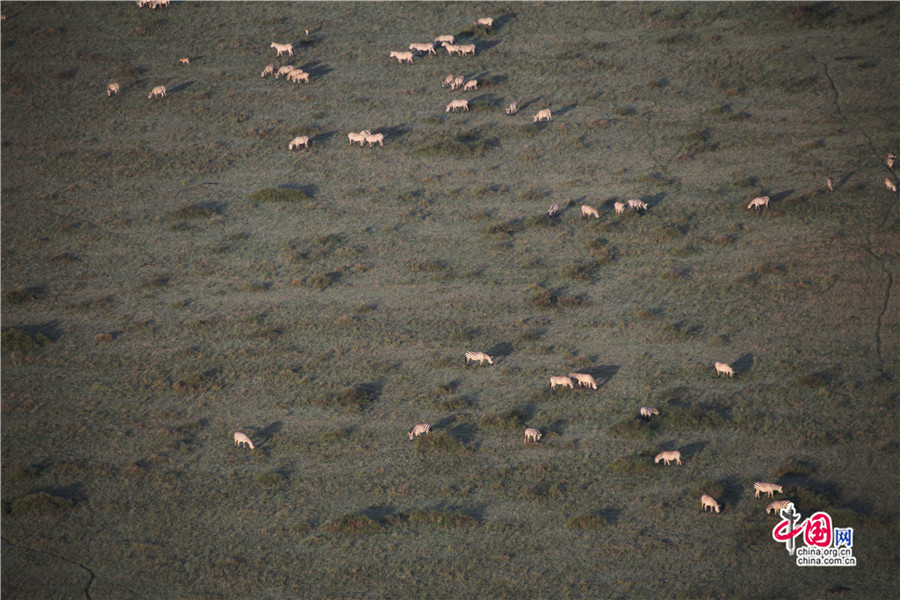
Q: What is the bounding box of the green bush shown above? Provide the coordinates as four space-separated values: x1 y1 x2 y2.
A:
1 328 51 353
324 513 381 535
4 492 74 516
247 187 311 203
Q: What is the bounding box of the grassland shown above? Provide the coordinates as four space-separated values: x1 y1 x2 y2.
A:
2 2 899 598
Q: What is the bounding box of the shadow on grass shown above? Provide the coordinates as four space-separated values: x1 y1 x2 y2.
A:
732 353 754 375
301 61 332 79
311 130 339 144
486 341 513 359
168 81 195 94
680 440 708 461
258 421 284 442
583 365 620 389
555 103 577 117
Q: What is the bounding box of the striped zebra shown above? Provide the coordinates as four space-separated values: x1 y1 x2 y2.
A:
409 423 431 440
640 406 659 419
465 351 493 365
766 500 792 514
550 376 574 389
654 450 681 465
754 482 783 498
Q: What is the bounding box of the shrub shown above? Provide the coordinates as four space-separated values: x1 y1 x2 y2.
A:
1 328 51 353
4 492 74 516
480 407 529 430
168 202 221 220
2 288 38 304
324 513 381 535
255 471 286 486
247 187 311 203
566 514 610 530
409 509 476 528
415 431 468 453
319 385 377 412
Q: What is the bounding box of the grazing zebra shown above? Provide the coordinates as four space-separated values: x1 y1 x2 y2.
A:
409 423 431 440
524 428 542 443
465 351 493 365
614 201 625 214
450 75 465 90
270 42 293 56
701 494 721 513
286 69 310 84
533 108 552 123
434 35 455 47
550 376 575 390
107 82 121 97
766 500 792 514
234 431 255 449
714 362 734 377
568 373 597 389
505 101 518 115
463 79 478 91
654 450 682 465
261 63 275 78
581 205 600 219
754 482 783 498
747 195 770 210
446 98 469 112
885 178 898 193
148 85 167 99
441 74 455 88
640 406 659 419
627 198 648 211
288 136 310 150
457 44 476 56
475 17 494 28
547 202 559 217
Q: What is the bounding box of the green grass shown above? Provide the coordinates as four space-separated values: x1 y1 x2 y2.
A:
1 2 898 598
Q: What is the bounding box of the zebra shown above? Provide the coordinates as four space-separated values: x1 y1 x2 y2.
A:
465 351 493 365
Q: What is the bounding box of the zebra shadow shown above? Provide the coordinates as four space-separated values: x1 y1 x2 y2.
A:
716 475 745 509
377 124 412 139
583 365 620 389
493 13 516 31
486 341 513 359
680 440 708 461
518 97 544 112
258 421 284 442
761 188 794 205
459 38 502 53
301 61 332 79
643 191 666 210
834 172 855 191
311 130 339 144
732 353 754 376
167 81 194 94
554 103 578 117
